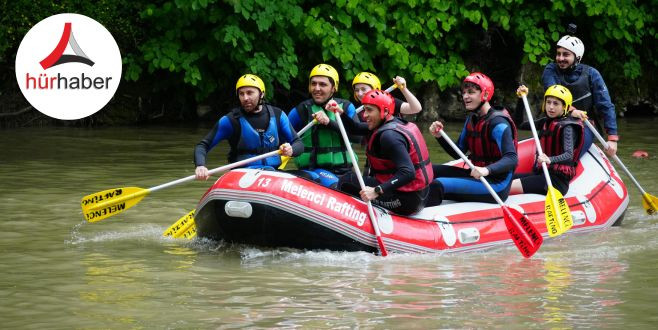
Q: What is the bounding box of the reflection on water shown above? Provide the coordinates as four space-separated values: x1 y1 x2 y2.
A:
2 119 658 327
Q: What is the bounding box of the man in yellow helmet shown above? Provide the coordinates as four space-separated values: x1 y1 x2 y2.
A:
352 72 422 118
287 64 358 187
194 74 304 180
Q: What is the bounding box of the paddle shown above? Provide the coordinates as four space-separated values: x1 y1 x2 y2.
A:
278 84 398 170
159 119 319 238
278 119 317 169
583 120 658 215
331 100 388 256
438 129 543 258
163 209 196 238
82 149 282 222
520 94 573 236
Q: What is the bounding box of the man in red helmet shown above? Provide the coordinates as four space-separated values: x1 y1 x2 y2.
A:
427 72 518 205
327 89 433 215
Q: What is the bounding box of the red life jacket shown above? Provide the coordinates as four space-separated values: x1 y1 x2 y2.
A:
366 119 433 192
465 107 518 167
538 117 585 179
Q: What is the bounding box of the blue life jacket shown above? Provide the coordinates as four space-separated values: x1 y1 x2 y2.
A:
227 105 281 167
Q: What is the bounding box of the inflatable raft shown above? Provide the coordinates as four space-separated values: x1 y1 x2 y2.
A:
194 139 629 254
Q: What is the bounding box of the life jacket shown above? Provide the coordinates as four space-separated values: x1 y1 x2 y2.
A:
538 117 585 179
465 107 518 167
366 118 433 192
557 64 593 112
226 105 281 167
294 98 356 169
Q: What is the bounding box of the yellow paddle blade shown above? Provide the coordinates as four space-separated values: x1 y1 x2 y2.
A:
179 224 197 239
81 187 148 222
163 209 196 238
278 156 291 170
545 186 573 237
642 193 658 215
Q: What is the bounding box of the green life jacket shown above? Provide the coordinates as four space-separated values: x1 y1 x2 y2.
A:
294 98 357 170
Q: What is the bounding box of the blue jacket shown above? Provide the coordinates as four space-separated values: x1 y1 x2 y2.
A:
542 63 618 137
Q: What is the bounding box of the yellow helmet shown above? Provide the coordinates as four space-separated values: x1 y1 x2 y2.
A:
543 84 572 116
352 72 381 90
309 64 340 89
236 74 265 95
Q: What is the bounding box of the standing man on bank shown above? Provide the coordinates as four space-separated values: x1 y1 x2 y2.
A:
542 26 618 157
194 74 303 180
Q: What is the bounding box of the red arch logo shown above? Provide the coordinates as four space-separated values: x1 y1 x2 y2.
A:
40 22 94 69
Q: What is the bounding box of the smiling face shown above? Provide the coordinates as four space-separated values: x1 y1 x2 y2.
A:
461 85 483 111
363 104 384 130
544 96 566 118
238 86 262 112
309 76 334 104
556 47 576 70
353 83 373 102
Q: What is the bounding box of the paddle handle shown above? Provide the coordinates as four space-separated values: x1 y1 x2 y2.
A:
334 105 388 256
151 150 283 193
438 130 506 206
521 94 554 187
152 120 319 193
583 119 648 196
355 85 398 114
296 118 318 136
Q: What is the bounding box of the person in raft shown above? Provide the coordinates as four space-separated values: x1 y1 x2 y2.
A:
194 74 304 180
542 25 619 157
327 89 433 215
426 72 518 206
287 64 358 187
510 85 584 195
352 72 422 118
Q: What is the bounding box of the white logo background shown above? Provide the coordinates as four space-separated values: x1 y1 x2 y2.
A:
15 13 122 120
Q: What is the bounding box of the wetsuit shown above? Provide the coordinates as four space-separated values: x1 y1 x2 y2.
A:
427 107 518 205
337 115 431 215
542 63 618 157
288 98 358 187
194 104 303 170
515 117 584 195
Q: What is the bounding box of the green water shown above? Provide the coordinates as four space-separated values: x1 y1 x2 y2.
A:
2 118 658 328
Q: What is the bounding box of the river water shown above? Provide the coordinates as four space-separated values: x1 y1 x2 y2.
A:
2 118 658 328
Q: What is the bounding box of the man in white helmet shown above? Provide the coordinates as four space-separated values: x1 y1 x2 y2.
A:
541 31 618 157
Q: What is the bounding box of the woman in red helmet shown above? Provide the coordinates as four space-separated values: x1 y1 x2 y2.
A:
427 72 518 205
327 89 433 215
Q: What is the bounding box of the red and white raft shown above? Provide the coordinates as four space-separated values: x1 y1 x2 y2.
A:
195 139 629 254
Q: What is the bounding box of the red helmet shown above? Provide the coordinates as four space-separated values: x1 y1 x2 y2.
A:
362 89 395 120
463 72 494 102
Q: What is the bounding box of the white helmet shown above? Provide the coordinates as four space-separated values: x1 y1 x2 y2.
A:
557 35 584 63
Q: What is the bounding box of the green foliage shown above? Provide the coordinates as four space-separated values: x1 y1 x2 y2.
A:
1 0 657 110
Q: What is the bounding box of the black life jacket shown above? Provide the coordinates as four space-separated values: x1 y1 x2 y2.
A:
558 64 593 112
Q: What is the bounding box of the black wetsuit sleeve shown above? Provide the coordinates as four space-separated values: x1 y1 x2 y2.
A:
194 126 217 167
549 125 575 164
485 117 518 175
194 117 233 167
377 130 415 193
